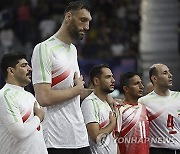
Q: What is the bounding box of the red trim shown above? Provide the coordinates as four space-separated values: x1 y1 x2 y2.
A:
99 120 108 128
148 110 163 122
51 68 71 87
22 109 31 123
22 108 40 131
120 107 139 137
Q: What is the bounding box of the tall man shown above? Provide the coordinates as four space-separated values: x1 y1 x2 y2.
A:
117 71 149 154
0 52 47 154
81 64 118 154
139 63 180 154
31 1 92 154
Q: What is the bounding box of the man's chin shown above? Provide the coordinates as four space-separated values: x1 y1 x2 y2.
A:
79 36 84 40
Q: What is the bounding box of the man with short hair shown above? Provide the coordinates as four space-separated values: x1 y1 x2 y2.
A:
139 63 180 154
31 1 92 154
0 52 47 154
81 64 118 154
117 71 149 154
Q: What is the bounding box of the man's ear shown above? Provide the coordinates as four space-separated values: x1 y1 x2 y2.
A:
65 12 72 21
151 75 157 83
7 67 15 76
93 77 99 86
123 86 128 93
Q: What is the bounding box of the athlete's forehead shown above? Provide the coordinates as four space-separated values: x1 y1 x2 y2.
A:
150 63 169 74
129 75 142 84
73 9 92 21
155 64 169 73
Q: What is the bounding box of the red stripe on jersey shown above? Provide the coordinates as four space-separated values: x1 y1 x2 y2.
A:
121 107 139 137
22 109 31 122
148 110 163 122
22 108 41 131
51 68 71 87
99 120 108 128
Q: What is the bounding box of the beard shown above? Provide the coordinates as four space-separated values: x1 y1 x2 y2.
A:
103 87 114 94
67 19 84 40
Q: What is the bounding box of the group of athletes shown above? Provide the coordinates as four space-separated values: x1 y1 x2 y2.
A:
0 1 180 154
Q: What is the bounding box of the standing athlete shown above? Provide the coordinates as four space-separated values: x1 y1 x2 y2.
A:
81 64 118 154
0 52 47 154
139 63 180 154
31 1 92 154
117 71 149 154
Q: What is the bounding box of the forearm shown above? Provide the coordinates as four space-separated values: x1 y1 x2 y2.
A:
88 122 116 143
8 116 40 141
34 84 83 107
97 122 116 137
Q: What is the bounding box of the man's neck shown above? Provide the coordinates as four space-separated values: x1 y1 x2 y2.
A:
124 95 138 105
94 90 108 102
154 87 170 96
54 26 72 45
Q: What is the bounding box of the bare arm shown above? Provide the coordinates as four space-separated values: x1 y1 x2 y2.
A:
34 72 85 107
86 111 116 143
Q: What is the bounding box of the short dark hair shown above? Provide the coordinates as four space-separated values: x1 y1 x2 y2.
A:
119 71 139 94
64 1 90 14
149 65 158 83
0 52 26 79
90 64 110 85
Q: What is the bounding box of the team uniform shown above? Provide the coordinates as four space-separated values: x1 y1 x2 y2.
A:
81 92 117 154
116 102 149 154
31 35 89 149
0 83 47 154
139 90 180 152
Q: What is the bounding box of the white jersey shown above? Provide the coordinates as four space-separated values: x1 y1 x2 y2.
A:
31 35 89 148
81 93 117 154
0 84 47 154
139 90 180 149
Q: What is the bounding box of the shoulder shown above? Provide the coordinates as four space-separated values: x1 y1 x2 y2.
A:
81 93 96 105
138 91 156 104
0 86 16 105
170 90 180 97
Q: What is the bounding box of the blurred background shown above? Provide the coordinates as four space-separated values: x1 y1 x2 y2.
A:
0 0 179 96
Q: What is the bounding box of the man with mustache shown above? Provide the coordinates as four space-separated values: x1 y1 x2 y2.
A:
0 52 47 154
31 1 92 154
117 71 149 154
139 63 180 154
81 64 118 154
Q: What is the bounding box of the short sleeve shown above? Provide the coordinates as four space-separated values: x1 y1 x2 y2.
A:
0 92 22 126
81 99 100 125
31 42 52 84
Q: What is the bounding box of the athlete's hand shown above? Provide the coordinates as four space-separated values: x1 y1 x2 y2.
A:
73 72 85 93
34 101 45 122
109 111 116 127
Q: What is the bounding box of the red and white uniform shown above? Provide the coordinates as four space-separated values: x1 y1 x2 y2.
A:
31 35 89 148
116 102 149 154
81 93 117 154
139 90 180 150
0 84 47 154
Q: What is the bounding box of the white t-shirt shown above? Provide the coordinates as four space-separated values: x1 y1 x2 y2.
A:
81 92 117 154
31 35 89 148
139 90 180 149
0 83 47 154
